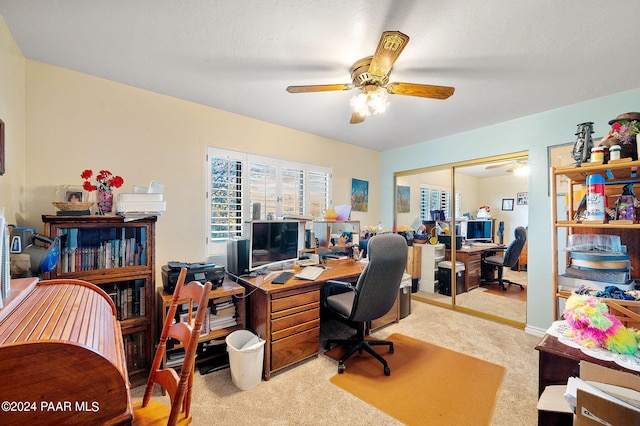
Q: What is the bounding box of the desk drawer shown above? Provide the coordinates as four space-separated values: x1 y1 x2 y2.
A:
272 309 319 339
271 326 320 372
272 288 319 312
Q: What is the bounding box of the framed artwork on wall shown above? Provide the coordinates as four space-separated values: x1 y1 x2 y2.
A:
502 198 514 211
351 178 369 212
0 119 4 175
396 185 410 213
517 192 528 205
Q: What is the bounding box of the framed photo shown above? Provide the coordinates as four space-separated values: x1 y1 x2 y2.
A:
502 198 514 211
517 192 528 205
396 185 410 213
350 178 369 212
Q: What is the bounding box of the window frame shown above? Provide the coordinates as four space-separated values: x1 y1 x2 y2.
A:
205 147 331 256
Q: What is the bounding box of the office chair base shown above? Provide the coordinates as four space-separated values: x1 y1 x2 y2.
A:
480 278 524 291
326 337 394 376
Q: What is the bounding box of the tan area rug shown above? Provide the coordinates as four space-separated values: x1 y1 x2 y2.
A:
325 333 506 426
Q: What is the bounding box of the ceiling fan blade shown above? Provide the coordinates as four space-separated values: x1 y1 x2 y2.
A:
368 31 409 78
350 111 366 124
286 84 353 93
386 82 455 99
485 162 513 170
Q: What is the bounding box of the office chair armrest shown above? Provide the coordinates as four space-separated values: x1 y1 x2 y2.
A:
481 247 505 260
324 280 355 297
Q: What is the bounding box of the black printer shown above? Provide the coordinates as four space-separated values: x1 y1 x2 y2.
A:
161 261 225 293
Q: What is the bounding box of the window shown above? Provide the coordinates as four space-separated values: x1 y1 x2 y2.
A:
419 185 460 221
207 147 331 255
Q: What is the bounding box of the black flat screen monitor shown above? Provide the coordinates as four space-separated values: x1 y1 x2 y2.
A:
248 220 299 271
465 220 493 242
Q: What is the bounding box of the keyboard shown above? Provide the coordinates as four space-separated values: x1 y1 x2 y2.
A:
271 271 294 284
469 242 499 247
295 266 325 281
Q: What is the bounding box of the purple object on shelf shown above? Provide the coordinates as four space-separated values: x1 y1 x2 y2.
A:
334 205 351 221
616 195 636 220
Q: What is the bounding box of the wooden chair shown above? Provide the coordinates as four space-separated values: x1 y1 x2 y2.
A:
132 267 212 425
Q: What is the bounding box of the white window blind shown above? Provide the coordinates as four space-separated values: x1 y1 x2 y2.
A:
420 185 460 221
207 147 331 256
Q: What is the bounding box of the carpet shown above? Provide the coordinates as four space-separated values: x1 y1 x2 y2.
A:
324 333 506 426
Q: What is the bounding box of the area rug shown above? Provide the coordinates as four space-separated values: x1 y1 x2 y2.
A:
324 333 506 425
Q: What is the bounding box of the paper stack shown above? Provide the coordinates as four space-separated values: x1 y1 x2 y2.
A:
116 181 166 220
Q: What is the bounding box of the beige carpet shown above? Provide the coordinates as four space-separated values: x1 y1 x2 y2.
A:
325 333 506 425
130 299 541 425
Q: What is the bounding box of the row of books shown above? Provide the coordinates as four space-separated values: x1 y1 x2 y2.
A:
209 296 237 331
104 281 146 320
123 332 146 371
59 238 146 272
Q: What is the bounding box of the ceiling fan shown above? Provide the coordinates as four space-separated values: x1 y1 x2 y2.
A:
285 31 455 124
485 160 529 173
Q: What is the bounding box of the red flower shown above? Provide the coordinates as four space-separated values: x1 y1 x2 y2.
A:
81 169 124 192
612 122 622 131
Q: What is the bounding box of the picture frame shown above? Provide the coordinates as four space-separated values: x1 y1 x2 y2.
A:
396 185 410 213
517 192 528 205
350 178 369 212
502 198 514 211
0 119 5 175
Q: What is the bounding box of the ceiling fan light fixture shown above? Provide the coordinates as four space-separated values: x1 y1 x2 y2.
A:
514 165 530 176
350 86 389 117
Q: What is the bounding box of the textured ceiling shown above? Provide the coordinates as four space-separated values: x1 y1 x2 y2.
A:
0 1 639 152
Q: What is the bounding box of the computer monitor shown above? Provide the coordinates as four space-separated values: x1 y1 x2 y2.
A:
248 220 300 271
464 220 493 242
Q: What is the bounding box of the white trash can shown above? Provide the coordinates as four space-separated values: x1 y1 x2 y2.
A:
226 330 265 390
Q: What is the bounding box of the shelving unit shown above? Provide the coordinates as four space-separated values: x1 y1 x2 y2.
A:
42 215 157 386
550 160 640 322
157 279 245 372
300 220 360 259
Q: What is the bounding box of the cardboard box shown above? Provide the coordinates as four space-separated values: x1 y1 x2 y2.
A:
574 361 640 426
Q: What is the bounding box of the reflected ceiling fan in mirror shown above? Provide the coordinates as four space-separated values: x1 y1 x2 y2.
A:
286 31 455 124
485 159 529 174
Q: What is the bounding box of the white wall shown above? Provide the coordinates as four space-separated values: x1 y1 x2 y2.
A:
0 17 26 224
381 88 640 331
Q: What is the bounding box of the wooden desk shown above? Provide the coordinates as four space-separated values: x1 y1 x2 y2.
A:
229 260 365 380
535 333 640 425
445 246 502 291
0 278 132 425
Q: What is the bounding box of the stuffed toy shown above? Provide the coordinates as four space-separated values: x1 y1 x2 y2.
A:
562 294 640 355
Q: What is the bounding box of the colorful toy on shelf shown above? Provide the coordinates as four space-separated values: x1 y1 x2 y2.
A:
562 294 640 355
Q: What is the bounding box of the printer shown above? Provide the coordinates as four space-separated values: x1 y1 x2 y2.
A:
161 261 225 293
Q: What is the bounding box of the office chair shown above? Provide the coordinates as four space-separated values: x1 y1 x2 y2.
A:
133 267 212 426
323 233 408 376
481 226 527 291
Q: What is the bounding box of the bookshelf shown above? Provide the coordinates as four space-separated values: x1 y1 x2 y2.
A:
42 214 157 386
157 279 245 373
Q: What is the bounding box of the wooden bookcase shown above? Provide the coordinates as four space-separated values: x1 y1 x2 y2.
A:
42 214 157 386
157 280 245 372
550 161 640 323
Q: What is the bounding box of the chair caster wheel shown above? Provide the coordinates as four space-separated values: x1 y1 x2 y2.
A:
389 347 394 354
384 366 391 376
338 364 345 374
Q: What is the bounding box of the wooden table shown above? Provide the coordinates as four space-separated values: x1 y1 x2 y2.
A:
446 246 501 291
228 260 365 380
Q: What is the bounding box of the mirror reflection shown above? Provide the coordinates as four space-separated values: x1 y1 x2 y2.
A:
395 154 528 326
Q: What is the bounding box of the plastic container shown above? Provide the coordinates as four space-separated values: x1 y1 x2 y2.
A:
399 273 412 319
610 145 621 161
586 174 605 221
590 146 604 163
226 330 265 390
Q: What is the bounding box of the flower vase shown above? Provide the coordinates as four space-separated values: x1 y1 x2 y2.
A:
97 190 114 214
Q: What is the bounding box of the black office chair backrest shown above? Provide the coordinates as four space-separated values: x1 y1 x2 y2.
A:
502 226 527 268
350 233 408 323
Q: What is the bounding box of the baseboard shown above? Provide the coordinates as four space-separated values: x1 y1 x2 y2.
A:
525 324 546 337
